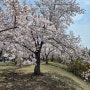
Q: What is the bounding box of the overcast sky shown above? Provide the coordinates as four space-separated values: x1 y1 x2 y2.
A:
68 0 90 48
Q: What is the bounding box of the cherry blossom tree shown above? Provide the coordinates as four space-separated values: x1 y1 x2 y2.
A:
48 31 82 63
41 44 55 64
0 0 84 75
80 47 90 63
36 0 85 63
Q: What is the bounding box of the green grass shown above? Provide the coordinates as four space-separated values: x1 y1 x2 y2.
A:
0 62 90 90
41 62 90 90
0 61 15 66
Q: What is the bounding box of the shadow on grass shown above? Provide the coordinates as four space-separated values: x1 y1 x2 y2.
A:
0 68 83 90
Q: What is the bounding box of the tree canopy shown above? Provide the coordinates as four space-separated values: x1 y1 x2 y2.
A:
0 0 85 75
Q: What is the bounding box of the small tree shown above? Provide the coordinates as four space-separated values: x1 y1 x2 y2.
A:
41 44 55 64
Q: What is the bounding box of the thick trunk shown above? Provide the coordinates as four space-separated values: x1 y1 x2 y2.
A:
34 51 41 75
34 41 43 75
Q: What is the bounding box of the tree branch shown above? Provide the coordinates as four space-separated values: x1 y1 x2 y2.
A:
14 41 35 53
0 26 18 33
48 38 76 52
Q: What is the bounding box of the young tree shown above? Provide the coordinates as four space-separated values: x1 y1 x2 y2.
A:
41 44 55 64
0 0 84 75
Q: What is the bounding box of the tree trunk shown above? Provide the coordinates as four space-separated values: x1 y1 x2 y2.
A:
42 56 45 61
34 41 43 75
46 59 48 64
46 56 48 64
34 51 41 75
51 54 54 62
19 59 23 68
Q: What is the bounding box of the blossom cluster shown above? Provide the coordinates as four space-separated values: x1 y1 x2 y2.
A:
81 68 90 82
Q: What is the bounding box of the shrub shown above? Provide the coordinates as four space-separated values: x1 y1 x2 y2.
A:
67 60 90 77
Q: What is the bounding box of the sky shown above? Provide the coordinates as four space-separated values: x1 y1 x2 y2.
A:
68 0 90 48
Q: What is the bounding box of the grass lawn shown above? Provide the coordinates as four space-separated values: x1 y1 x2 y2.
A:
0 62 90 90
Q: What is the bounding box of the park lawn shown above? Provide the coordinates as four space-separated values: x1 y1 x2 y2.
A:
0 62 90 90
41 62 90 90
